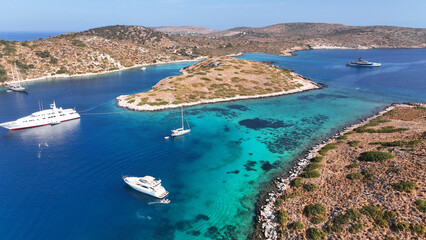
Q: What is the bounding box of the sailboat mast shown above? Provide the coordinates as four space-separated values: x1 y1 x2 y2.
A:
14 63 21 87
10 66 15 82
181 107 184 129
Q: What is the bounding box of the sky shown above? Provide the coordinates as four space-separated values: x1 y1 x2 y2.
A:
0 0 425 32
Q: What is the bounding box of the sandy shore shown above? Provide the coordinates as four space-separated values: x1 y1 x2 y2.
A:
0 57 207 87
256 102 425 240
116 72 319 111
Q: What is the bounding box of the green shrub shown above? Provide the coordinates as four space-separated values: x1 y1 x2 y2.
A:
310 216 326 224
35 50 51 58
345 209 362 221
289 221 305 231
281 191 302 200
275 199 284 208
414 199 426 213
311 156 323 163
386 167 403 174
347 172 363 180
410 223 425 235
318 143 338 155
360 206 383 219
276 209 288 226
215 78 223 81
338 135 348 140
303 183 318 192
71 39 86 47
358 151 394 162
391 181 417 192
365 118 391 127
328 224 343 233
303 203 326 217
349 223 364 234
290 178 302 188
301 171 321 178
346 163 360 169
333 214 349 225
201 77 210 81
383 211 396 221
56 68 68 74
375 218 388 228
306 227 325 240
348 140 361 147
304 163 322 172
390 222 409 233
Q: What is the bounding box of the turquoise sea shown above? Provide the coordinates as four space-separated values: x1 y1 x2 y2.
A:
0 49 425 239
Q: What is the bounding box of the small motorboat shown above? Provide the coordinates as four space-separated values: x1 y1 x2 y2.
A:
148 199 171 205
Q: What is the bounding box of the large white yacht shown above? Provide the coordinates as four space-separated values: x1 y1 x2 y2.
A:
0 101 80 131
122 175 169 198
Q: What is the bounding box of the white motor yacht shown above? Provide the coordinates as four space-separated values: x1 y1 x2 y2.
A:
122 175 169 198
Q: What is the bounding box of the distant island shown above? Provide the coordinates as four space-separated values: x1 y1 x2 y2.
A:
117 57 319 111
1 23 426 85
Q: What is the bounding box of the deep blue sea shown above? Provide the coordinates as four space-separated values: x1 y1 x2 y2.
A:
0 49 425 240
0 32 65 41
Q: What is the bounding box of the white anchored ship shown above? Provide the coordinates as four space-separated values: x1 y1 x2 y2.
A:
122 175 169 198
346 58 381 67
0 101 80 131
171 107 191 137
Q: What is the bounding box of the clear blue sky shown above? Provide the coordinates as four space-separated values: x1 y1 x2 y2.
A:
1 0 425 32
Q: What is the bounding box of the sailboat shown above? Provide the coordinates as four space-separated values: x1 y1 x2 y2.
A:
171 107 191 137
8 63 27 92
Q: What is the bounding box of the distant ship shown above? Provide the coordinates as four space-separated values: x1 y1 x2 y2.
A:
346 58 381 67
0 101 80 131
123 175 169 198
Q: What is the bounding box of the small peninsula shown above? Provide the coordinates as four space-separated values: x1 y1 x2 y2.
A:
258 104 425 240
116 57 319 111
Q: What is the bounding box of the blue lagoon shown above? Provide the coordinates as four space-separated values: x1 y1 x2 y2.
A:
0 49 425 239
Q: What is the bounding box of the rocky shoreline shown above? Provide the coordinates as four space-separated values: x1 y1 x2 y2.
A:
0 57 206 88
255 103 409 240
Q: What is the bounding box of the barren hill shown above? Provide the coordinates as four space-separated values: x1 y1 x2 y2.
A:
116 57 318 111
1 23 425 83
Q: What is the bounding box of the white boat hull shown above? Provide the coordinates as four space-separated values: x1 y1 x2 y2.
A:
0 102 80 131
171 129 191 137
346 63 381 67
123 176 168 199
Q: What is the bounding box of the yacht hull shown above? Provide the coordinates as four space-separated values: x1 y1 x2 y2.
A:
171 129 191 137
0 102 81 131
2 116 80 131
346 63 381 67
123 176 169 199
